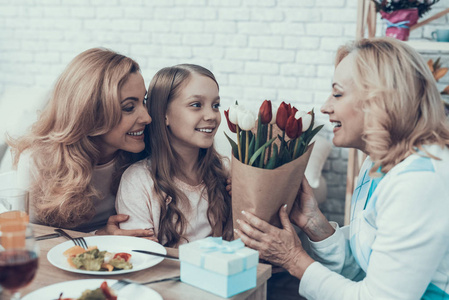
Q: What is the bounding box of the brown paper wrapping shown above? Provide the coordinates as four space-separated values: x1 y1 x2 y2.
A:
231 143 314 238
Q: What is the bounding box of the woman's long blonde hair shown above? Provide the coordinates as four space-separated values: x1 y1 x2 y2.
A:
336 37 449 175
146 64 232 247
9 48 145 228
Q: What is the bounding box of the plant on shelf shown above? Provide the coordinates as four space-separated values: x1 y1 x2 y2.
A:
371 0 440 41
372 0 440 18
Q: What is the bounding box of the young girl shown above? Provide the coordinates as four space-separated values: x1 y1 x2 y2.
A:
116 64 232 247
10 48 154 236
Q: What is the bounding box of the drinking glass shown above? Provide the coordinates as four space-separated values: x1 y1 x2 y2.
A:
0 171 29 215
0 223 39 300
0 188 29 215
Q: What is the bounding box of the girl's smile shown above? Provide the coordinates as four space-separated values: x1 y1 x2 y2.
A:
165 73 221 152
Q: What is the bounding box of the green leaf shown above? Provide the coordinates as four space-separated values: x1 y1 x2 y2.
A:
240 130 246 162
248 134 255 159
258 150 265 168
276 133 287 162
258 123 268 167
265 143 278 169
267 124 273 161
293 136 304 159
249 137 277 166
224 132 239 158
297 124 324 157
304 124 324 146
279 148 292 166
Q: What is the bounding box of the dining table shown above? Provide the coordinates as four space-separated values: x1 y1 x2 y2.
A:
7 224 272 300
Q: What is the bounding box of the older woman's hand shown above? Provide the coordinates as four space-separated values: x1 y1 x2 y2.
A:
290 178 335 242
234 204 314 279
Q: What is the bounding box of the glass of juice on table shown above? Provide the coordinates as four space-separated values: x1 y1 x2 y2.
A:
0 171 29 214
0 222 39 300
0 188 29 215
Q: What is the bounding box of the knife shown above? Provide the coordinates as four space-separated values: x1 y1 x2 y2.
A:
35 232 62 241
132 250 179 261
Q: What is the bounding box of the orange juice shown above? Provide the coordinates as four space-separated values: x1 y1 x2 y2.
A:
0 211 29 225
0 222 28 249
0 212 29 249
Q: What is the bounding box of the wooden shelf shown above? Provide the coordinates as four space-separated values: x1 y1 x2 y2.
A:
406 40 449 52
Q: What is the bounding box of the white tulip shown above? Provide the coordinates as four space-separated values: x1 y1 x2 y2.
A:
238 110 256 131
236 106 247 125
228 104 240 125
301 113 312 132
295 110 307 119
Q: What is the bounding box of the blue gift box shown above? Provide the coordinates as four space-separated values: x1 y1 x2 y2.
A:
179 237 259 298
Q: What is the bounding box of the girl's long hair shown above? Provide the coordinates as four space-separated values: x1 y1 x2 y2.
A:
9 48 145 228
336 37 449 175
146 64 232 247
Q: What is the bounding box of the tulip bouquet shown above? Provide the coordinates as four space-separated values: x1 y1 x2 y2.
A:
224 100 323 169
223 100 323 235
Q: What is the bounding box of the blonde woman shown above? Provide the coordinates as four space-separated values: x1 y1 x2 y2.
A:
236 37 449 299
10 48 155 236
116 64 232 247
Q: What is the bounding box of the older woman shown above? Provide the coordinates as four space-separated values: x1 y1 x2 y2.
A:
235 37 449 299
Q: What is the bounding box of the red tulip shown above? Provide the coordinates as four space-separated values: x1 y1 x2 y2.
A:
224 109 236 133
276 102 290 130
259 100 272 124
291 106 298 117
285 115 298 139
285 115 303 139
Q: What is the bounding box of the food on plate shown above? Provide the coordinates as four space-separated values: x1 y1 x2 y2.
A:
63 246 132 272
57 281 117 300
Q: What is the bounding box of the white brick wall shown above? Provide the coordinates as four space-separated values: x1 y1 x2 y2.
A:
1 0 448 225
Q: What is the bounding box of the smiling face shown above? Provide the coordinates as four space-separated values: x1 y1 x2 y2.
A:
165 73 221 153
98 72 152 163
321 53 366 152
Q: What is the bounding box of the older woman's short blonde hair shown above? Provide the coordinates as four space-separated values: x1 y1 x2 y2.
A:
336 37 449 174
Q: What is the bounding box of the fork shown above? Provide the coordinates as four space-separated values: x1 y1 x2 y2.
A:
111 276 181 291
54 228 88 249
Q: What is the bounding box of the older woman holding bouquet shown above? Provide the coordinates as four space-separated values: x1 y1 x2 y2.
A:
235 37 449 299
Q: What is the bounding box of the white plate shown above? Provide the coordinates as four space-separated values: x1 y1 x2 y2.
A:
47 235 166 275
22 279 163 300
